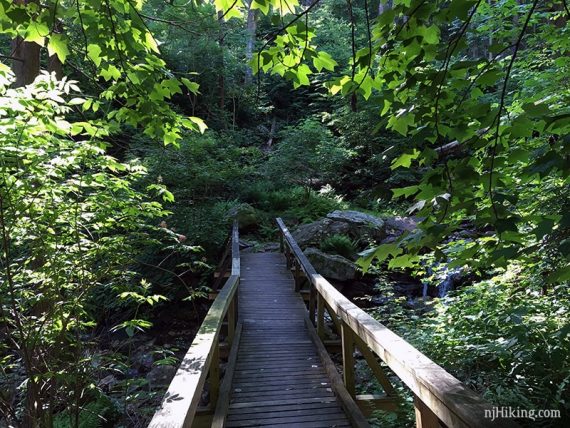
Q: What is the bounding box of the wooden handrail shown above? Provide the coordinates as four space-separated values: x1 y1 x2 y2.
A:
276 217 518 428
230 221 239 276
149 221 240 428
211 221 240 291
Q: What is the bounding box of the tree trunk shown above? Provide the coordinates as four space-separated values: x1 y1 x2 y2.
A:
218 10 225 110
245 0 257 84
11 0 41 87
11 38 40 87
47 55 63 80
267 116 277 151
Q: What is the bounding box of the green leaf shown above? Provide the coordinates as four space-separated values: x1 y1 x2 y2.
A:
47 34 69 63
145 31 160 53
357 243 402 271
388 254 419 269
100 65 121 81
181 78 200 94
189 116 207 133
313 52 337 72
388 111 415 136
391 149 420 169
216 0 244 18
25 21 49 46
392 185 419 198
547 266 570 283
87 44 103 67
418 25 439 44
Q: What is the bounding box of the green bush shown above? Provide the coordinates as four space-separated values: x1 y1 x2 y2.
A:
320 235 358 259
169 200 240 256
0 72 167 426
370 268 570 427
53 394 119 428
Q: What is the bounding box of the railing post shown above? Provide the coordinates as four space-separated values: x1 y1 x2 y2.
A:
279 232 284 252
210 341 220 407
285 246 291 269
235 278 239 322
308 280 316 325
341 321 355 397
414 394 439 428
317 293 325 340
227 298 236 347
294 261 301 292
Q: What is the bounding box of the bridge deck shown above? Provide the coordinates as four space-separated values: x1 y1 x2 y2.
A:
225 252 351 427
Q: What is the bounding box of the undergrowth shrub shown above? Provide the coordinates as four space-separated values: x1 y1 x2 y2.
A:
368 267 570 427
0 71 169 426
320 235 358 259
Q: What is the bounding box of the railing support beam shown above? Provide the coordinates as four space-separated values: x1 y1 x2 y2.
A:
227 298 236 347
341 321 355 397
209 341 220 407
414 394 440 428
317 293 325 340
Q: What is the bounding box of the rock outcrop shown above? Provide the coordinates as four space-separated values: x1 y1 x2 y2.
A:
292 210 390 248
303 247 358 281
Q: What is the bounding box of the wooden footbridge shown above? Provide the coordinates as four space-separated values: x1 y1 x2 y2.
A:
149 220 517 428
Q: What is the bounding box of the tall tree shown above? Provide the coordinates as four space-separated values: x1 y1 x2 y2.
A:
11 0 40 87
245 0 257 84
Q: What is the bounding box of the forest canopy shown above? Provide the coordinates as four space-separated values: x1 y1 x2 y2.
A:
0 0 568 426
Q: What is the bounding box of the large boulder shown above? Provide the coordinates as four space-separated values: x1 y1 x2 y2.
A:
381 216 419 243
327 210 384 229
291 211 419 249
303 247 358 281
226 203 258 228
292 210 386 248
384 216 418 234
327 210 386 241
292 218 350 248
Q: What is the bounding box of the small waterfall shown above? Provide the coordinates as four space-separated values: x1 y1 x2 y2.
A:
419 262 461 298
437 268 461 297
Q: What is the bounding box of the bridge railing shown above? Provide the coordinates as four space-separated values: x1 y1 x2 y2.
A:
276 217 517 428
149 221 240 428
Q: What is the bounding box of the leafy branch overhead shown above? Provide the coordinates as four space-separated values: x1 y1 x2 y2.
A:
1 0 206 144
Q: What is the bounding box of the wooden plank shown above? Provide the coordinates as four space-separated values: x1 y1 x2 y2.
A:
231 382 333 395
317 292 325 340
227 298 236 347
260 422 351 428
227 401 341 416
231 379 331 392
304 317 370 428
232 371 329 382
230 221 240 276
341 321 356 397
224 251 353 427
231 366 325 377
209 341 220 407
229 396 338 409
230 390 336 403
225 411 347 427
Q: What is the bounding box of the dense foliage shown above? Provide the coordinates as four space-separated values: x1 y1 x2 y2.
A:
0 0 568 426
